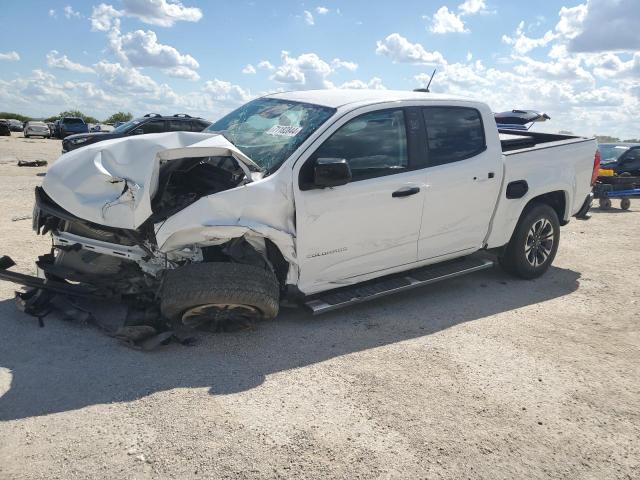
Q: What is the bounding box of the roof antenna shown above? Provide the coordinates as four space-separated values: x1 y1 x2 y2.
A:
414 69 437 93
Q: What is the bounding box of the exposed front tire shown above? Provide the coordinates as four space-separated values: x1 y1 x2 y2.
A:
499 203 560 279
160 262 280 330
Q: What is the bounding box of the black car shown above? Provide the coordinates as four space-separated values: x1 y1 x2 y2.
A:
0 120 11 136
599 143 640 176
62 113 212 153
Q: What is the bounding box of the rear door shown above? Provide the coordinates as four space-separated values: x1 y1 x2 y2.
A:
417 106 502 260
294 106 426 292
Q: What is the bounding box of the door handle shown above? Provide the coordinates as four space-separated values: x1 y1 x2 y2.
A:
392 186 420 198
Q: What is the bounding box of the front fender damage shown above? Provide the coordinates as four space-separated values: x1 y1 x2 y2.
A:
4 132 299 348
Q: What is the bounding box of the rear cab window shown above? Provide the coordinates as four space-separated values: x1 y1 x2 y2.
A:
422 107 486 166
62 117 86 125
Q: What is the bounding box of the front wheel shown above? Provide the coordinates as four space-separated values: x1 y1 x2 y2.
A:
499 203 560 279
160 262 280 331
620 198 631 210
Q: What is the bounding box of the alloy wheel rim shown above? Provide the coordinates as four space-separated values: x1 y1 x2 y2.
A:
181 303 260 329
524 218 554 267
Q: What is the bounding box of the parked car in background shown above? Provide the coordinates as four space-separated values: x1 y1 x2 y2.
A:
598 143 640 176
62 113 211 153
23 121 51 138
55 117 89 139
8 119 24 132
0 120 11 136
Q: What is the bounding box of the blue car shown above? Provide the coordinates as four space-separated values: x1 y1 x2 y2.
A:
55 117 89 138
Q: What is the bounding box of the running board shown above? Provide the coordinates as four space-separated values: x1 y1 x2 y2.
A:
304 257 494 315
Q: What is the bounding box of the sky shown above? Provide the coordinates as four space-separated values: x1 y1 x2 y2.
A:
0 0 638 137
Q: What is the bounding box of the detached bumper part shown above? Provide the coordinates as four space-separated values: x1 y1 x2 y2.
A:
574 192 593 220
0 255 193 350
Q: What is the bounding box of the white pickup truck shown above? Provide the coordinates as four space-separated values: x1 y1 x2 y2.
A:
1 90 598 328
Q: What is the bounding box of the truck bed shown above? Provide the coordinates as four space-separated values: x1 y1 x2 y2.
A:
499 129 592 154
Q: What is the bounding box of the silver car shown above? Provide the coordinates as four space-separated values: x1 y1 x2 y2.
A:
23 121 50 138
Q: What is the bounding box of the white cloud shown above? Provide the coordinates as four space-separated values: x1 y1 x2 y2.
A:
303 10 315 26
466 51 473 62
0 51 20 61
46 50 95 74
458 0 486 15
555 4 588 40
64 5 81 19
164 65 200 80
339 77 386 90
428 0 488 34
109 28 199 79
121 0 203 27
94 61 161 93
429 6 467 34
90 3 122 31
258 60 275 70
202 78 252 105
271 51 333 88
501 21 556 55
331 58 358 71
316 7 329 15
242 64 257 74
568 0 640 52
376 33 446 65
90 0 202 32
49 9 57 18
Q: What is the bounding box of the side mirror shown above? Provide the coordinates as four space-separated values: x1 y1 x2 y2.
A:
314 158 352 188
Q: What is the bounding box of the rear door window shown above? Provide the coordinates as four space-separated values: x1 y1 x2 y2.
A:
167 119 192 132
141 120 166 134
422 107 486 166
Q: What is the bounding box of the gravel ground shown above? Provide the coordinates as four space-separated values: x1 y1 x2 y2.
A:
0 133 638 479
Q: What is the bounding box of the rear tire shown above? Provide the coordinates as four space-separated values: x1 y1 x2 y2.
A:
499 203 560 279
160 262 280 330
621 198 631 210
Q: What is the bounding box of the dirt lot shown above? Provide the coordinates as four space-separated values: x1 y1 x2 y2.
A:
0 133 638 479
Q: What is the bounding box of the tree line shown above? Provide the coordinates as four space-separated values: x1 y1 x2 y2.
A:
0 111 133 125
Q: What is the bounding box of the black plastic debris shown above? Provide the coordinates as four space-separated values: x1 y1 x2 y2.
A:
18 160 48 167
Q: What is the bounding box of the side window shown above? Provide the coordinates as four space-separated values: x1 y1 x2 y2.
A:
621 148 640 164
422 107 486 166
314 109 408 181
196 121 210 131
167 119 192 132
141 120 165 134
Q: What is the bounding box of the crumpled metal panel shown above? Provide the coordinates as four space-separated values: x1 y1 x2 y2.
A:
42 132 258 230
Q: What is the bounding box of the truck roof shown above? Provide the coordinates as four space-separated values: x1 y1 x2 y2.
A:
266 89 471 108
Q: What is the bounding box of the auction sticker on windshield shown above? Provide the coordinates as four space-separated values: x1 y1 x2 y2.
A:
266 125 303 137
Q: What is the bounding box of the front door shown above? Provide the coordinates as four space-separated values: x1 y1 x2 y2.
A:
294 107 426 294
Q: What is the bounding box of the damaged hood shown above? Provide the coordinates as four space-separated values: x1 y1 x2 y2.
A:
43 132 261 230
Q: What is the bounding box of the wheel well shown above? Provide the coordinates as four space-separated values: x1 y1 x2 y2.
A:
524 191 567 225
200 237 290 289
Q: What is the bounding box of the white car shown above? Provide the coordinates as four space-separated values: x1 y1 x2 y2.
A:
3 90 598 329
23 121 50 138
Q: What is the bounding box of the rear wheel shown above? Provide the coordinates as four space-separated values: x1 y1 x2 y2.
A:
599 198 612 209
620 198 631 210
160 262 280 331
499 203 560 279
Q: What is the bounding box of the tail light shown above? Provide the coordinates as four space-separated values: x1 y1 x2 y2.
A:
591 150 601 186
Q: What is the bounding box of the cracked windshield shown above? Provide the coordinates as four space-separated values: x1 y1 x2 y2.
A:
206 98 335 172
